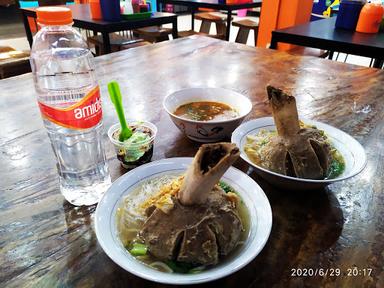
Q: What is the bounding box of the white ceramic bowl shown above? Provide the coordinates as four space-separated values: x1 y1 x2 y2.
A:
163 88 252 142
95 158 272 285
232 117 367 190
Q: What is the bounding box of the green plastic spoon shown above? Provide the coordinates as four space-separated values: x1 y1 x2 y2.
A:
108 81 132 142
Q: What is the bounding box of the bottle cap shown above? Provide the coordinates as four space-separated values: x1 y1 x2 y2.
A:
36 7 73 26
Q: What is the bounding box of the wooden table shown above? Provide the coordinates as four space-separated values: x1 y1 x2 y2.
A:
20 4 178 54
157 0 262 40
270 17 384 68
1 36 384 287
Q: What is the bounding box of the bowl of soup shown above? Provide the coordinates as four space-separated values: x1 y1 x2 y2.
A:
163 88 252 142
95 157 272 284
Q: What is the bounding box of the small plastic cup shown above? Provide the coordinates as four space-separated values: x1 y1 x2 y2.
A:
108 121 157 169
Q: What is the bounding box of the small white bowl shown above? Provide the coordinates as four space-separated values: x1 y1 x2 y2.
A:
95 158 272 285
163 88 252 142
232 117 367 190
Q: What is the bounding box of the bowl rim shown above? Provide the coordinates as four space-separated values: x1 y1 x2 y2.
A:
94 157 272 285
162 87 253 124
231 117 367 184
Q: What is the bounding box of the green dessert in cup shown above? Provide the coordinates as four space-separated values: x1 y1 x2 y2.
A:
107 81 157 169
108 121 157 169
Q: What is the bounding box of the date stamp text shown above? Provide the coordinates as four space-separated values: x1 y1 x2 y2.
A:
290 267 373 277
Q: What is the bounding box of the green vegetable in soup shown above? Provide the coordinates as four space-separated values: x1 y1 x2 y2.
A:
218 181 235 193
129 243 148 256
327 152 345 179
165 260 196 273
163 260 206 274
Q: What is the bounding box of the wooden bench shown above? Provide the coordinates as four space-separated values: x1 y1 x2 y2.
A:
87 34 151 55
179 13 233 40
232 19 259 46
0 47 31 79
133 26 173 43
287 46 330 58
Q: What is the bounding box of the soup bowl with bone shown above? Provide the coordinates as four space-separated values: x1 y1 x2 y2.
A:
163 88 253 143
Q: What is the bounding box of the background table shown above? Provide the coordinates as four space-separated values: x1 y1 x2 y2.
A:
156 0 262 40
20 4 178 54
1 36 384 287
270 17 384 68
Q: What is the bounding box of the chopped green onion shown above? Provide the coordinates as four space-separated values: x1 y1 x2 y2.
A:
219 181 235 193
129 243 148 256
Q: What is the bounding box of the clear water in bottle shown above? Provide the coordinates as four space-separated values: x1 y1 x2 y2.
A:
30 7 111 206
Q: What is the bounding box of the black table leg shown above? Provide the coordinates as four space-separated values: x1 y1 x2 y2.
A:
191 8 195 31
172 17 178 39
373 58 384 69
102 32 111 54
225 10 232 41
22 12 33 48
270 34 277 49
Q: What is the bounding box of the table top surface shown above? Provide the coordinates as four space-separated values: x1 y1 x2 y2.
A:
274 17 384 50
1 36 384 287
21 4 176 26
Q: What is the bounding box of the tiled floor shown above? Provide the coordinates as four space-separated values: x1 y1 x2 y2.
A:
0 13 374 68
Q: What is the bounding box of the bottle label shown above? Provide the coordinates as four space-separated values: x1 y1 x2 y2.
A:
38 86 103 130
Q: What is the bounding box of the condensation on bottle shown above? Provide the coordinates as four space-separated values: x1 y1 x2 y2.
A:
30 7 111 206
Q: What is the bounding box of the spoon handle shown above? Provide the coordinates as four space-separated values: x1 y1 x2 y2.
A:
108 81 129 132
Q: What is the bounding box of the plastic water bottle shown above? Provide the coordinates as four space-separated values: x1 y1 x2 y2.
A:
30 7 111 206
